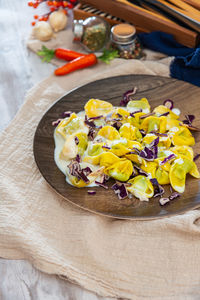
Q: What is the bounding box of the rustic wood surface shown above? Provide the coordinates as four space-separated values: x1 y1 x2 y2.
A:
0 1 112 299
34 74 200 220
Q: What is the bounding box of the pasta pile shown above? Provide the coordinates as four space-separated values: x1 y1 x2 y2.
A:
54 94 200 203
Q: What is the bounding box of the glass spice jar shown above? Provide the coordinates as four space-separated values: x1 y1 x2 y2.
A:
111 23 142 59
73 16 110 52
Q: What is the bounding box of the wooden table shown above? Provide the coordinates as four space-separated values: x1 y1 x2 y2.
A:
0 1 113 299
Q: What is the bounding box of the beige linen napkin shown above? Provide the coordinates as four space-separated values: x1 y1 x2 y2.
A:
1 58 200 300
1 29 200 299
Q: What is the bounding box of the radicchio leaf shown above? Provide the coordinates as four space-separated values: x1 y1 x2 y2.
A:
74 136 79 145
183 124 200 131
169 192 180 201
116 113 123 118
110 118 122 122
112 182 128 200
112 121 122 130
194 154 200 161
132 147 141 154
68 161 89 183
75 154 81 163
129 147 140 155
150 137 159 147
68 160 81 176
120 87 137 106
88 115 103 120
82 166 92 176
52 118 62 126
87 190 96 195
159 197 170 206
159 112 169 117
160 154 176 165
182 114 195 125
130 109 142 117
139 147 154 161
103 174 110 183
139 137 159 161
159 191 180 205
139 112 155 119
61 111 72 118
95 181 109 189
134 165 148 177
150 178 164 198
84 116 96 128
139 129 146 137
163 99 174 110
88 127 97 141
130 167 136 178
150 131 168 137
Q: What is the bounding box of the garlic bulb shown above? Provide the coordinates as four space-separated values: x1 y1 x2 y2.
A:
49 10 68 32
33 21 53 41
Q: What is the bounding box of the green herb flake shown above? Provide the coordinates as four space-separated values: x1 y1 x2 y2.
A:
37 45 55 63
98 48 119 64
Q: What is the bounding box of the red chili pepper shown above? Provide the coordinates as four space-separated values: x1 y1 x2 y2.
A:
54 54 97 76
55 48 86 61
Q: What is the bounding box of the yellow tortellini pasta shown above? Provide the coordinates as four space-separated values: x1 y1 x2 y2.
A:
143 134 171 148
170 145 194 161
60 134 78 160
119 123 142 141
105 159 133 182
166 118 181 131
99 152 120 168
126 112 146 128
127 140 142 150
98 125 120 140
169 126 195 146
109 143 129 157
140 116 167 133
75 132 88 156
125 153 144 165
84 99 113 118
169 157 192 193
112 107 130 120
153 105 179 119
127 97 151 114
141 161 158 178
127 176 154 201
156 167 170 185
87 142 104 156
56 113 77 138
53 95 199 203
169 157 200 193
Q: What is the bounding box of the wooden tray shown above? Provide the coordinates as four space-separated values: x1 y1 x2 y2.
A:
33 74 200 220
73 3 149 33
74 0 200 47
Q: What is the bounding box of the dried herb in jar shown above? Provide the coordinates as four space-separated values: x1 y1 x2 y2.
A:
73 17 110 52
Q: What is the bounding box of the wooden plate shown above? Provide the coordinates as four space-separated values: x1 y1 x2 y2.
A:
33 75 200 220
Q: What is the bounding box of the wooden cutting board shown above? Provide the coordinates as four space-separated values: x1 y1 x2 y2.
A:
33 74 200 220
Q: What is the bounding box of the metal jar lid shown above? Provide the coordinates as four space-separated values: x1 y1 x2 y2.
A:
73 19 84 42
111 24 136 45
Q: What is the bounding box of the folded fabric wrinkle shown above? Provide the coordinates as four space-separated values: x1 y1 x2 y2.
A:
138 31 200 87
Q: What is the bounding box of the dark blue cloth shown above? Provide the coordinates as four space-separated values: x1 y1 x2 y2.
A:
138 31 200 87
